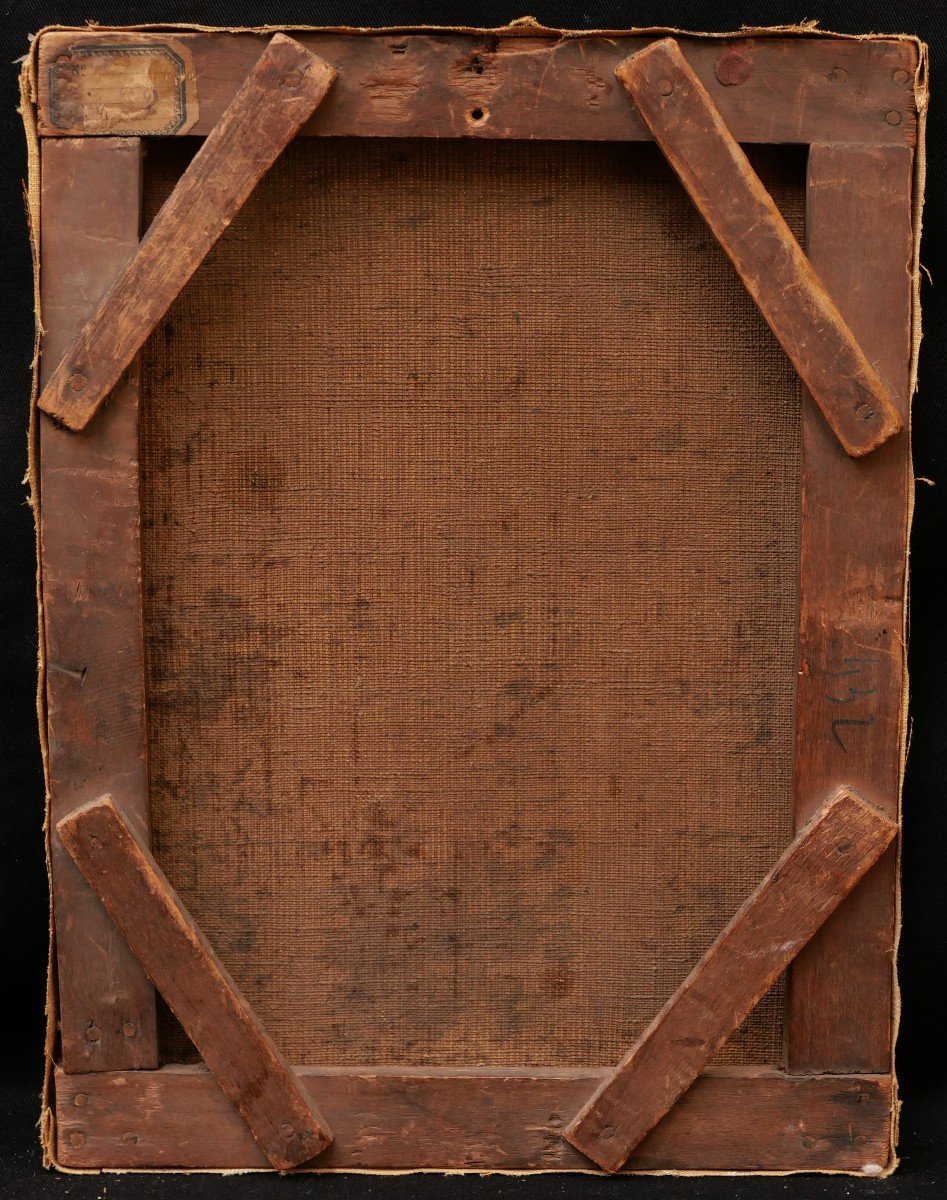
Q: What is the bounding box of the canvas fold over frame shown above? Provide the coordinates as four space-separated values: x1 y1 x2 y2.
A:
23 19 925 1177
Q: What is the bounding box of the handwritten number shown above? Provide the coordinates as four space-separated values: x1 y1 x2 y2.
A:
826 657 879 750
831 714 875 753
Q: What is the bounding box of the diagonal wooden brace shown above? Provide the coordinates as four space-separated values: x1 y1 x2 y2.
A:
616 38 902 459
57 795 332 1170
38 34 336 432
563 785 896 1173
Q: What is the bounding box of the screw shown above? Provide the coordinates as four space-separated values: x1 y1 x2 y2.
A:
69 373 87 392
802 1135 816 1150
122 1022 137 1038
85 1023 102 1043
657 78 674 97
122 1132 139 1146
280 1123 295 1139
73 1093 89 1108
69 1131 86 1148
893 68 911 85
885 110 902 126
827 67 848 84
854 1134 868 1147
282 69 303 88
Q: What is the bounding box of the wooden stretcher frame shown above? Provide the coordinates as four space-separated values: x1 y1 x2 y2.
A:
26 20 923 1176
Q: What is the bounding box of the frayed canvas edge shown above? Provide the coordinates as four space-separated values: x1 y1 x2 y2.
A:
18 18 927 1179
17 42 58 1173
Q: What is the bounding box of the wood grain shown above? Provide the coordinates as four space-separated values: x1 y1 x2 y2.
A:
37 34 336 431
56 796 332 1170
787 144 914 1073
616 38 902 458
34 29 920 147
563 786 896 1172
54 1064 893 1173
39 136 158 1073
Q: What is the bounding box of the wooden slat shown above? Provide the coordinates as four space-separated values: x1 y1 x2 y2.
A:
39 136 158 1073
37 34 336 431
34 30 920 147
616 38 903 459
56 796 332 1170
563 786 896 1173
788 144 913 1073
54 1065 893 1174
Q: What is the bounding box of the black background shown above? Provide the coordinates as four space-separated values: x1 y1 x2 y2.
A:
1 3 944 1197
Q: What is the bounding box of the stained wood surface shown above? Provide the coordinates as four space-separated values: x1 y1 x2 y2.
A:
617 39 903 459
54 1064 892 1173
57 796 332 1170
564 786 896 1172
37 34 336 431
788 144 913 1073
39 136 158 1073
34 29 919 147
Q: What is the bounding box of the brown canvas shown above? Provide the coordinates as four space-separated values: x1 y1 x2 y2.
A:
141 137 803 1069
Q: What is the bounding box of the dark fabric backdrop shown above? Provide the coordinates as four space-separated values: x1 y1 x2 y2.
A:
1 3 943 1196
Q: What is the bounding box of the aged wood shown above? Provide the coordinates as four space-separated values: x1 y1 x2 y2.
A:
616 38 902 458
31 23 916 1177
788 144 913 1073
564 787 896 1172
56 796 332 1170
54 1065 893 1173
34 30 919 147
39 136 158 1073
37 34 336 431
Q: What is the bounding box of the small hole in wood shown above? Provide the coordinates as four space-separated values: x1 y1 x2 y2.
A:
468 107 487 124
390 41 408 55
470 55 485 75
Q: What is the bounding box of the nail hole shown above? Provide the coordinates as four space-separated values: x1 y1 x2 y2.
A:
390 40 408 55
885 109 902 126
468 106 487 123
837 839 854 854
470 55 485 75
122 1132 138 1146
657 78 674 97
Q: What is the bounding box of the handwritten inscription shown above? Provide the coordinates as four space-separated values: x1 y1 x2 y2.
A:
827 656 879 752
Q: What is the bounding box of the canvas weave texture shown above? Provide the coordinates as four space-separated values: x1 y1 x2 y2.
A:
141 138 804 1067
